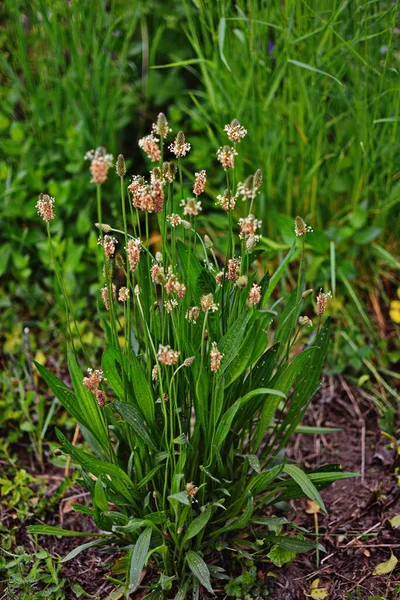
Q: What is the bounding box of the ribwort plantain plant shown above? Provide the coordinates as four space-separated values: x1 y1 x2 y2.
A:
29 115 356 598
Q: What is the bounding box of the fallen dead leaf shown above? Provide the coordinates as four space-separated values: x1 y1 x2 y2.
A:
305 578 329 599
389 515 400 529
372 553 398 576
305 500 321 515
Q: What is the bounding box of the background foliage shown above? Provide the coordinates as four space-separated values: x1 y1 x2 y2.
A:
1 1 399 394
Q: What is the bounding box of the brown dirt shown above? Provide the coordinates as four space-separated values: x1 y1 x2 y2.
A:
274 377 400 600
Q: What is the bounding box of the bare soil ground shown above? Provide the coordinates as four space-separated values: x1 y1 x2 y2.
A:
275 378 400 599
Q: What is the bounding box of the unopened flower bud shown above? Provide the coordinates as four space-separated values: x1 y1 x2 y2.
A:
103 260 113 280
169 162 177 176
96 222 112 233
204 235 213 249
153 112 170 137
115 253 125 270
184 356 196 367
302 289 314 299
152 166 162 180
254 168 263 188
246 234 258 250
236 275 248 289
116 154 126 177
295 216 313 236
298 316 313 327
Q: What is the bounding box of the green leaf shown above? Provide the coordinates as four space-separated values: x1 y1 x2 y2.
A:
283 465 326 514
218 311 251 374
269 320 332 455
372 244 400 270
183 506 212 544
294 425 341 434
267 535 325 553
218 17 231 72
247 465 281 496
94 478 108 512
214 388 285 451
273 470 358 503
150 58 210 69
240 387 286 407
288 59 343 86
186 551 214 594
168 492 190 506
213 496 254 537
267 544 296 567
222 314 272 388
112 519 145 534
27 525 105 537
213 399 241 450
263 242 296 303
128 528 152 592
56 430 136 503
113 401 156 451
67 347 109 449
62 540 104 562
102 346 125 400
354 227 381 245
175 581 190 600
34 361 85 425
177 240 213 301
129 352 156 426
253 348 318 452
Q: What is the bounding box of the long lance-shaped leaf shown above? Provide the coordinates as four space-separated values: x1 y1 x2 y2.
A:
211 495 254 537
103 346 156 428
27 525 108 537
113 401 157 451
243 343 280 395
218 310 251 375
182 505 212 544
102 345 125 400
56 430 136 503
67 347 109 448
239 344 280 423
263 241 296 304
34 359 109 453
214 388 286 451
34 361 86 425
269 319 332 457
186 551 214 595
245 465 282 496
129 351 155 427
263 534 325 553
222 313 272 389
269 470 358 504
62 539 105 562
252 347 318 453
282 464 327 513
177 240 214 301
127 528 152 593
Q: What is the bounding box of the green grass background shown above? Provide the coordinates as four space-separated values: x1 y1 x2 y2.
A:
1 0 399 400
